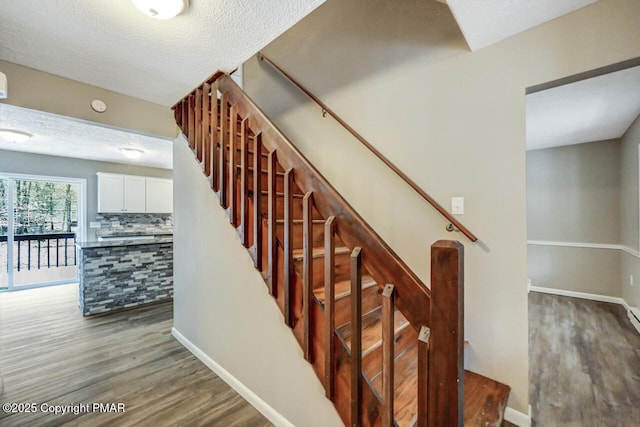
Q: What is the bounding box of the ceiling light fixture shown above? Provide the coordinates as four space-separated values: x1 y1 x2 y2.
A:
120 147 145 159
0 128 32 143
131 0 190 20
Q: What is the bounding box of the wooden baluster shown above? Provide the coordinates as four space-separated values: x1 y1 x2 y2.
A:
382 284 395 427
240 117 250 247
324 216 336 398
283 168 294 327
428 240 464 427
229 104 239 223
267 151 278 296
351 247 363 427
302 191 314 361
417 325 430 427
195 86 203 162
188 94 195 150
174 104 181 130
210 87 219 190
218 92 229 207
202 82 211 176
253 133 264 270
181 98 188 140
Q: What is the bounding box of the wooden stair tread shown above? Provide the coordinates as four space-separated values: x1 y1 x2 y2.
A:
463 369 511 427
254 190 305 199
292 246 350 261
234 164 284 175
338 306 408 355
276 219 326 225
246 188 306 200
313 275 377 303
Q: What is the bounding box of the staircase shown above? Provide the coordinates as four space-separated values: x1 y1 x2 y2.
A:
173 72 511 426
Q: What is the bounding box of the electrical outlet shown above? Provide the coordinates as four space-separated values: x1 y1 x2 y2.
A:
89 221 101 228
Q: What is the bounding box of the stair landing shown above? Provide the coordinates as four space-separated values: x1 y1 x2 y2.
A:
464 370 511 426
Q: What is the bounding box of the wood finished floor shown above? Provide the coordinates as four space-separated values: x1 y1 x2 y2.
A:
0 284 272 427
528 293 640 427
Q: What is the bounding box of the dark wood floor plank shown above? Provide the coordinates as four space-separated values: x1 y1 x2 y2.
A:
529 293 640 426
0 284 273 427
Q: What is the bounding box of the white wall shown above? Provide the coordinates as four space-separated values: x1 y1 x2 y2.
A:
241 0 640 415
172 138 343 427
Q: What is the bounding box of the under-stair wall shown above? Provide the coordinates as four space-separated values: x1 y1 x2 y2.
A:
172 137 343 427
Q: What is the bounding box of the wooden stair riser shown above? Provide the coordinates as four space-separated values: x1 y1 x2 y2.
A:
364 322 418 385
338 306 408 355
293 250 351 289
331 281 380 329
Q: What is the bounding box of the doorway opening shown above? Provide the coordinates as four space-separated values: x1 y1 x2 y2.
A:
525 58 640 425
0 173 86 291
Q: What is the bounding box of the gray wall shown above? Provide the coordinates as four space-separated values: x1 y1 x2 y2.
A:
527 140 620 243
620 114 640 308
0 150 172 241
527 111 640 310
526 140 622 296
172 139 342 426
240 0 640 415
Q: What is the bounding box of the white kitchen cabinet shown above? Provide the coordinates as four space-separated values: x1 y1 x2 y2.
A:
97 173 126 213
124 176 147 212
145 178 173 213
96 173 149 213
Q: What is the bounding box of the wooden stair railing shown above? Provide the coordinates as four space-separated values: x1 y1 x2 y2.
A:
172 73 510 426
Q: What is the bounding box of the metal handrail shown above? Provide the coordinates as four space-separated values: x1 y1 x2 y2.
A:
257 52 478 242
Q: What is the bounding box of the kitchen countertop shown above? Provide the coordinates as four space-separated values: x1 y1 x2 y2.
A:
76 235 173 249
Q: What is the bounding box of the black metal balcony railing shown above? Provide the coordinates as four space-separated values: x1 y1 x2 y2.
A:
0 233 77 271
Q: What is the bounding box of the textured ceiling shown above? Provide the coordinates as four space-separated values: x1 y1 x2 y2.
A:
0 0 325 106
0 104 173 169
0 0 323 168
443 0 598 50
526 66 640 151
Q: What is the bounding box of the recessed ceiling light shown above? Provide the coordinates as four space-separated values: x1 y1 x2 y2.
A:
0 128 32 143
131 0 190 20
120 147 145 159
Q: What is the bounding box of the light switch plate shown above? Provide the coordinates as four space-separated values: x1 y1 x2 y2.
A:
451 197 464 214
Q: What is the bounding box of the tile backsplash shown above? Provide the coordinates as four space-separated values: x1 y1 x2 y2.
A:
95 213 173 237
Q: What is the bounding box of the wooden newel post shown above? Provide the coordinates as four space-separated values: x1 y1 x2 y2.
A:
428 240 464 427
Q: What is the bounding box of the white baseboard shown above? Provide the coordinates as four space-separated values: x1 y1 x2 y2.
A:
504 405 531 427
528 285 626 306
171 327 295 427
628 307 640 335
